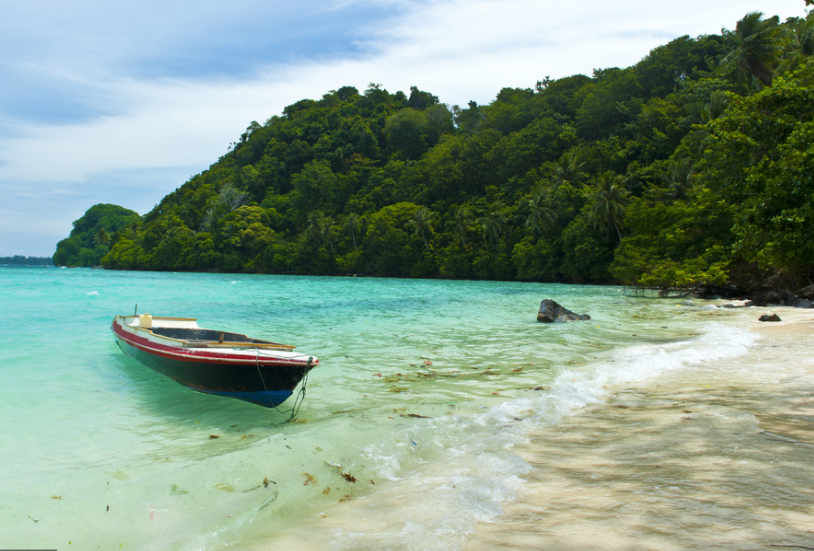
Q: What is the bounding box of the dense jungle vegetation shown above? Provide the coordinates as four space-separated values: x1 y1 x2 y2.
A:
0 256 53 266
58 10 814 293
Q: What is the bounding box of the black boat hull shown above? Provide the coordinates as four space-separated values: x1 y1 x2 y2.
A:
115 337 312 408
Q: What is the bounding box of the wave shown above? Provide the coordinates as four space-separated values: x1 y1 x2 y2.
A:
293 323 759 550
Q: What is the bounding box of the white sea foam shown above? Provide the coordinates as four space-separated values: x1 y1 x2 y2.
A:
484 322 756 429
86 290 99 296
312 323 758 550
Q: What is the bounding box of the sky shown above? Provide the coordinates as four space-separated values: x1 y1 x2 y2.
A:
0 0 805 256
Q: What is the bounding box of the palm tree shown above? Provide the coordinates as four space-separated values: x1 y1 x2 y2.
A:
697 90 729 124
554 153 587 189
778 14 814 75
525 189 558 235
407 207 434 251
661 159 694 202
319 215 337 254
343 213 362 253
793 14 814 57
306 211 323 245
446 205 473 246
93 228 111 248
721 11 782 86
478 201 509 245
589 171 631 241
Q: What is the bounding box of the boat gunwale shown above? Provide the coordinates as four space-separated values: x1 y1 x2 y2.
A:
129 315 198 322
113 316 310 367
114 315 296 351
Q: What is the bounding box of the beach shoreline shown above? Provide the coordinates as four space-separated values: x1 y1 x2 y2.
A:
465 308 814 550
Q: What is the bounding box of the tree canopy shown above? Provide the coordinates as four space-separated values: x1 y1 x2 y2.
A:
54 204 141 267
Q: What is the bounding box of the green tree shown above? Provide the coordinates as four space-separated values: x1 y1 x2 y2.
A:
291 160 337 213
611 191 734 292
384 109 429 160
446 205 474 246
478 201 509 245
453 101 486 134
214 206 274 271
702 69 814 275
560 209 615 282
319 214 338 254
362 202 423 275
343 213 362 253
721 11 782 85
407 207 435 251
151 215 194 270
306 211 324 246
407 86 439 110
553 152 587 189
660 158 695 201
776 13 814 75
588 171 631 240
55 203 141 267
525 189 558 235
576 67 643 140
93 228 111 248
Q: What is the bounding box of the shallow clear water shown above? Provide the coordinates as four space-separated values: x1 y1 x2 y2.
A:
0 267 755 550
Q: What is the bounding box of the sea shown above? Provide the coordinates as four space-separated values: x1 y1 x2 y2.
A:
0 267 757 550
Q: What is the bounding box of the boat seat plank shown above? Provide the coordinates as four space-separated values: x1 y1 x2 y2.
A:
184 341 296 350
150 327 295 350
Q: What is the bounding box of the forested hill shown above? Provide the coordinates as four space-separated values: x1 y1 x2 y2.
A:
81 10 813 291
0 256 53 266
55 204 141 267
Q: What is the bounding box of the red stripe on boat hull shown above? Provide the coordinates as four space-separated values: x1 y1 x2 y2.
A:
116 335 313 407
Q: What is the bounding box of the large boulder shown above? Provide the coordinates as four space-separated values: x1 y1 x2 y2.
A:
537 299 591 323
797 284 814 300
793 298 812 309
747 290 797 307
693 284 746 300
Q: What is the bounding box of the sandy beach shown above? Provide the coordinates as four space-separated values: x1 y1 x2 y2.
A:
466 308 814 550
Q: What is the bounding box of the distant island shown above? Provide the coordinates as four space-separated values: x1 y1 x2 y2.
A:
0 255 53 266
56 10 814 296
54 204 140 267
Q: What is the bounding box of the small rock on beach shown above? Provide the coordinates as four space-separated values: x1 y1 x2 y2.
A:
759 314 781 322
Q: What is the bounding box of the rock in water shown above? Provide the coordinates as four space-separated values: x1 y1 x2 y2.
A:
537 299 591 323
797 284 814 300
749 290 796 307
759 314 781 322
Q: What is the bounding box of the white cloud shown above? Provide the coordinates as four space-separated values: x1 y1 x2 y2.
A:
4 0 805 181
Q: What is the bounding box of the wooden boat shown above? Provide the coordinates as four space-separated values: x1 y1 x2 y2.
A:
112 314 318 408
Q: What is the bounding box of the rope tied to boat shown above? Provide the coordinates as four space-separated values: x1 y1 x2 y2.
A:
254 344 312 423
254 344 274 410
287 356 312 420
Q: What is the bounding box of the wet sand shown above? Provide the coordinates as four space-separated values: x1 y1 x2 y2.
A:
466 309 814 550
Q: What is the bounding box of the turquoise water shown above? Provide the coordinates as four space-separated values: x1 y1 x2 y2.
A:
0 268 755 550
